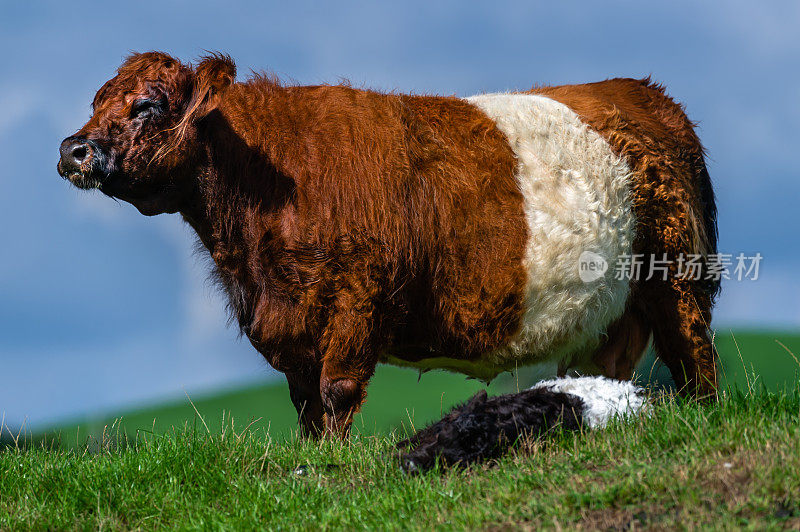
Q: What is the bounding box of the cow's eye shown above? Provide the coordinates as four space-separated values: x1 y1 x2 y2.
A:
131 98 163 119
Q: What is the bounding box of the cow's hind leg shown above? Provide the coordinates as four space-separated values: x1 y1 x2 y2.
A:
627 158 719 397
643 280 718 397
589 303 652 380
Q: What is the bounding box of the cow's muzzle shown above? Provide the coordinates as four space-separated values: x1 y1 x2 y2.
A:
57 136 107 189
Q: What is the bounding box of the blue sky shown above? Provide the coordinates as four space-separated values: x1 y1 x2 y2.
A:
1 1 799 428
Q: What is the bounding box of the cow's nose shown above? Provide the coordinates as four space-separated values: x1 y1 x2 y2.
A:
59 137 93 173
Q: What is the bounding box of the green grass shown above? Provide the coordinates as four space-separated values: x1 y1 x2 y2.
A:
2 389 799 529
2 329 800 529
714 330 800 390
36 365 522 449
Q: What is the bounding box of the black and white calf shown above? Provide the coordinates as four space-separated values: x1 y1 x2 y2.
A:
398 376 646 472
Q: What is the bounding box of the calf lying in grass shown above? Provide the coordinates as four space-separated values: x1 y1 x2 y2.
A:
399 376 646 472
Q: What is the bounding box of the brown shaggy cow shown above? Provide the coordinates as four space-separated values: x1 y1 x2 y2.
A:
57 52 719 437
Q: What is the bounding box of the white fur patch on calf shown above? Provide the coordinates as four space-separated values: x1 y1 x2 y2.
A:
464 94 636 371
532 376 647 428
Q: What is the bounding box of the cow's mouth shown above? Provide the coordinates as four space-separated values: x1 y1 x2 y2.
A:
56 162 104 190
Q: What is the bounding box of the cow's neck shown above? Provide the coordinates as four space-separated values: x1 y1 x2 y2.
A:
180 115 295 334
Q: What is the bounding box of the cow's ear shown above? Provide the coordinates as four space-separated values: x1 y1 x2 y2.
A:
186 53 236 121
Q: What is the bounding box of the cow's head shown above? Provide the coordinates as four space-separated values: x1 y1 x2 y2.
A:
57 51 235 215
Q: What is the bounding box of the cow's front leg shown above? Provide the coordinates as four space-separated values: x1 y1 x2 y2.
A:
318 311 379 438
320 370 371 437
286 368 324 438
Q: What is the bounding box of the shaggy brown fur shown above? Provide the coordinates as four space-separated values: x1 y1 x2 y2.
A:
57 52 718 437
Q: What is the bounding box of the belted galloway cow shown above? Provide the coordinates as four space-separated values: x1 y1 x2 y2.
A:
58 52 718 437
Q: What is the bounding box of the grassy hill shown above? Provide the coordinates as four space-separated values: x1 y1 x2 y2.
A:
712 329 800 390
1 330 799 528
22 329 800 449
2 388 799 529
